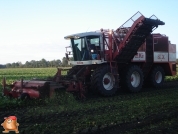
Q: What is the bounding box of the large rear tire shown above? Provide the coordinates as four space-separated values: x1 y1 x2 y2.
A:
149 66 165 88
90 65 117 96
120 65 143 92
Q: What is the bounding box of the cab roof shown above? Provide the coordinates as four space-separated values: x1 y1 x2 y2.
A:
64 32 102 40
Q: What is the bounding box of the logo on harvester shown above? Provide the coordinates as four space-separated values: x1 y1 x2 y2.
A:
1 116 19 133
158 54 165 59
135 53 144 58
77 61 83 64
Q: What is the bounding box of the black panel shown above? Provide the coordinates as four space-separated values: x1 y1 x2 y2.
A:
154 37 168 52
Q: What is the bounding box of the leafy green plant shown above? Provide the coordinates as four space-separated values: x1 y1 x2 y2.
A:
0 67 178 133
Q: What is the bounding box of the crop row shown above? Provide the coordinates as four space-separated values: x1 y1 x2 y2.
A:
1 84 178 133
0 68 67 84
0 67 177 84
0 67 177 133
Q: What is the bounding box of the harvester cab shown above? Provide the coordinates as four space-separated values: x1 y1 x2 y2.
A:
65 32 105 65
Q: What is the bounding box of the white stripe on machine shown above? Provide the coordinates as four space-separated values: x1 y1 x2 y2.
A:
169 53 176 62
132 52 145 61
154 52 168 62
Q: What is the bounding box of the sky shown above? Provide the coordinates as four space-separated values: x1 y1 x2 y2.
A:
0 0 178 64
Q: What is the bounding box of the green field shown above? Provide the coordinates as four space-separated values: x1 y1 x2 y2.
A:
0 68 178 134
0 68 65 84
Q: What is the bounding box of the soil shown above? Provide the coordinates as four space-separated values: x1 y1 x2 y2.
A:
0 80 178 134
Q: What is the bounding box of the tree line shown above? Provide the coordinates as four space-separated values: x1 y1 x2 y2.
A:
0 57 71 68
0 58 178 69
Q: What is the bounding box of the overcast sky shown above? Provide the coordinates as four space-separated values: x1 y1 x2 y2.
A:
0 0 178 64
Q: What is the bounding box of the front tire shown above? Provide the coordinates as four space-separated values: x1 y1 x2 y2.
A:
90 65 117 96
120 65 143 92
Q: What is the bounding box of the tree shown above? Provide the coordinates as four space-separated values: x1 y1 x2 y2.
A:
11 62 16 68
0 64 6 68
6 63 12 68
69 57 74 61
62 57 68 67
18 62 23 68
40 58 48 67
25 61 30 68
4 59 63 68
55 60 62 67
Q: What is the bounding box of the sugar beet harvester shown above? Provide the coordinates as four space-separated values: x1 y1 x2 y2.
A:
2 12 177 99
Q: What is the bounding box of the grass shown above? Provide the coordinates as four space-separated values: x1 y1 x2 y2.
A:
0 67 177 111
0 67 178 133
1 87 177 133
165 69 178 81
0 68 68 111
0 68 68 84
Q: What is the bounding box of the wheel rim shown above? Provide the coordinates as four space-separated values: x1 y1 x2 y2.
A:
103 73 115 90
155 71 162 83
131 71 140 87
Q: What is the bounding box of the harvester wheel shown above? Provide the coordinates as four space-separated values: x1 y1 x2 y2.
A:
150 66 165 88
120 65 143 92
20 93 30 100
90 65 117 96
